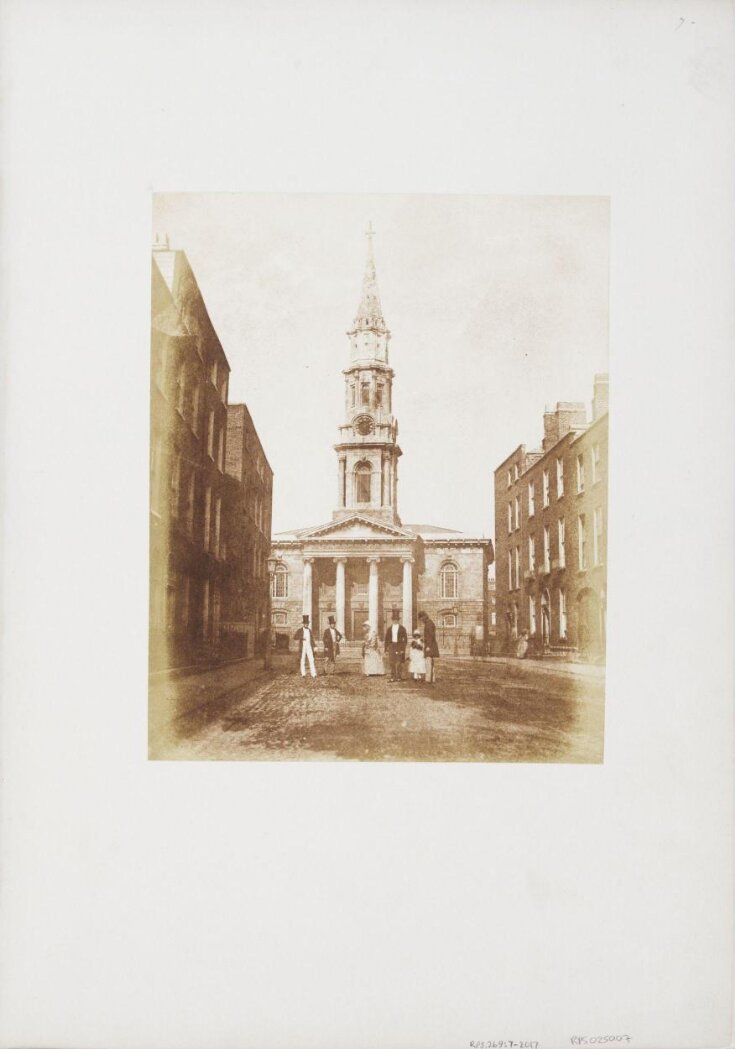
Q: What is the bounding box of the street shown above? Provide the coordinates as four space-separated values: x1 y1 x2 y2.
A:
150 654 605 763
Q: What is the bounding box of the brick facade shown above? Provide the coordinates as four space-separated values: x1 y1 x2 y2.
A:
149 240 271 670
494 375 608 660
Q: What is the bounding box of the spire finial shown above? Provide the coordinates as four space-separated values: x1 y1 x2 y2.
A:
353 223 385 330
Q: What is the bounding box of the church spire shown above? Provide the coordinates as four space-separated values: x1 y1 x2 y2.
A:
353 221 386 332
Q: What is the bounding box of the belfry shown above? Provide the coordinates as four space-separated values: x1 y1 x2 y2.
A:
270 227 493 651
334 222 402 526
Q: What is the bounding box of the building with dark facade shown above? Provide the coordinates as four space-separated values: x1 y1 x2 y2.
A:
270 230 493 654
149 237 272 669
222 403 273 657
494 375 608 660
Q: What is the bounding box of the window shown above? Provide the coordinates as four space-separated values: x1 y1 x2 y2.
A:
576 453 585 493
529 596 537 635
514 548 520 590
220 375 228 405
559 589 567 638
528 481 535 517
507 502 513 534
441 613 457 628
191 384 200 435
202 579 210 639
350 384 356 407
508 551 513 590
186 471 195 536
355 461 372 503
376 383 384 406
593 506 603 565
217 427 224 472
214 495 222 558
556 457 564 498
360 382 370 406
507 468 512 488
181 576 191 629
514 463 519 481
558 517 566 568
207 410 215 458
170 455 181 518
543 525 551 573
578 513 587 569
514 496 520 530
271 610 288 626
441 562 459 599
176 371 186 415
592 443 601 484
203 486 212 552
543 469 550 507
528 535 536 573
210 359 218 386
272 563 289 598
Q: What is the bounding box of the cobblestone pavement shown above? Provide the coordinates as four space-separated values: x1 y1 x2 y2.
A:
150 654 605 763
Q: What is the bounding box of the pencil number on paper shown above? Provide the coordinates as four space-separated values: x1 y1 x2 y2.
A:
469 1042 540 1048
571 1038 632 1045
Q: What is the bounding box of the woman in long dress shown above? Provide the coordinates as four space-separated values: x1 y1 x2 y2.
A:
408 630 426 681
362 621 385 676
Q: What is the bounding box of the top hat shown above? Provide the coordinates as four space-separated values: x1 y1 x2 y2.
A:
391 609 400 621
302 614 310 624
328 615 336 625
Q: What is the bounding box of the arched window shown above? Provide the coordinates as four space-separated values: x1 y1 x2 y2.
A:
440 561 458 599
441 612 457 628
271 562 288 598
355 461 372 504
271 610 287 626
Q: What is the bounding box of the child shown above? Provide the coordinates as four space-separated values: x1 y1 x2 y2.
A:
408 630 426 681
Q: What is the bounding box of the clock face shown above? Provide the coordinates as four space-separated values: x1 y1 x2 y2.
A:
355 415 374 436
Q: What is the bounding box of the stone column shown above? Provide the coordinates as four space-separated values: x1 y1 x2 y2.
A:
367 557 380 631
392 460 398 511
334 557 347 637
401 556 414 632
302 557 314 620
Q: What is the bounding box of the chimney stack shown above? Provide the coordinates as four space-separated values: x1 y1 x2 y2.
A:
542 402 587 450
592 373 609 421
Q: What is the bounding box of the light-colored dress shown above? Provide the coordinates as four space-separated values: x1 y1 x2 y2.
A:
362 631 385 676
408 639 426 678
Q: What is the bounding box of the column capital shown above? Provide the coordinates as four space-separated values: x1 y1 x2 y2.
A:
303 556 316 565
400 555 415 564
333 556 348 564
366 555 381 564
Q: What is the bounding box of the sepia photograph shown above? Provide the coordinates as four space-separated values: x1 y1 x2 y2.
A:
149 193 609 762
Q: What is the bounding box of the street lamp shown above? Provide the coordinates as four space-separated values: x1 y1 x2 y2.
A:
265 556 277 670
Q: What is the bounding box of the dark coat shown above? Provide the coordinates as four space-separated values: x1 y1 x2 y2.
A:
384 623 408 655
322 626 342 658
421 617 440 658
293 625 318 654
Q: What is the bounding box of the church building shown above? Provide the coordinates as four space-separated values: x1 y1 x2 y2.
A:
270 229 493 654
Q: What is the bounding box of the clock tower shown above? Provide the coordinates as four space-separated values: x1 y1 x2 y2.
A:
333 224 402 525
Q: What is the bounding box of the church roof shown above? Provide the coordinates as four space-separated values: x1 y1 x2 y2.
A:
352 223 387 331
272 517 490 546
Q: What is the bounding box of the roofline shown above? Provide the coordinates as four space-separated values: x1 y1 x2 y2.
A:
227 402 274 475
494 444 527 473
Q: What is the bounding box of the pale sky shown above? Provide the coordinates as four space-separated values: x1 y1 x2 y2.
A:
153 193 609 537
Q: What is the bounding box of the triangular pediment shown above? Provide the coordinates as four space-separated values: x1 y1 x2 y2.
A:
299 515 415 540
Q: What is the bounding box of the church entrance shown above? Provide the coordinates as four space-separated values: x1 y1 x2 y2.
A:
352 608 368 640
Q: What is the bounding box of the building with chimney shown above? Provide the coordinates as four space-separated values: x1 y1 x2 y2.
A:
270 228 493 654
221 403 274 657
150 237 272 669
493 375 609 660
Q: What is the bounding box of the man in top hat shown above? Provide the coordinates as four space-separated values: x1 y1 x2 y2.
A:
383 609 408 682
322 615 342 676
293 614 318 679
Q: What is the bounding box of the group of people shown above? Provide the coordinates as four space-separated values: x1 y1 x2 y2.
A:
293 610 439 683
